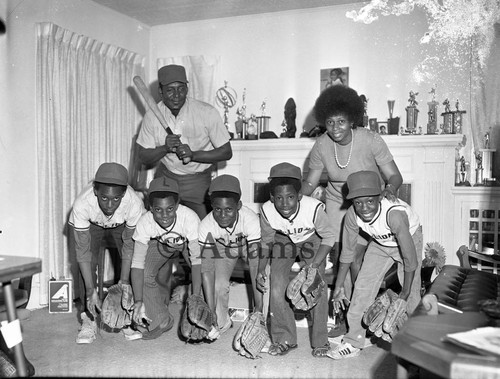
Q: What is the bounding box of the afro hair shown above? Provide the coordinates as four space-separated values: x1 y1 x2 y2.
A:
314 85 364 127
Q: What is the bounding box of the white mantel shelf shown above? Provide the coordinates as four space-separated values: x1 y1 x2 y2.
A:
218 133 464 265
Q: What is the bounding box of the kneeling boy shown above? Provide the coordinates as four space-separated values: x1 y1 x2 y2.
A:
199 175 263 335
329 170 422 359
257 162 334 357
131 177 202 340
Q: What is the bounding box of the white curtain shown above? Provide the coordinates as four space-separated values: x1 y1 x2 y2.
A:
472 23 500 151
36 22 145 305
157 55 221 106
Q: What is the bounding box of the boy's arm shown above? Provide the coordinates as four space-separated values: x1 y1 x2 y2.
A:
388 210 418 300
201 269 216 314
311 206 335 267
187 239 202 295
334 207 360 291
256 214 275 292
119 226 135 285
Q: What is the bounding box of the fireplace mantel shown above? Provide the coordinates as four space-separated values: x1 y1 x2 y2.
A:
217 134 464 264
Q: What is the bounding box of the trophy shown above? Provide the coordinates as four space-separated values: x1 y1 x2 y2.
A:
387 99 399 135
215 81 237 139
256 99 271 138
405 91 419 134
451 99 466 134
441 98 453 134
427 87 439 134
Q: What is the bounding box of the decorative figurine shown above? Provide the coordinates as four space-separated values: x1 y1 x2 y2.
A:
280 98 296 138
485 132 490 149
443 98 451 113
405 90 419 133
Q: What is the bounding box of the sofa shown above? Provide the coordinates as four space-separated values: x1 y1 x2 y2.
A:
424 264 500 312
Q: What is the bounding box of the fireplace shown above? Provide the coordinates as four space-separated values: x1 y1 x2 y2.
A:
216 134 463 264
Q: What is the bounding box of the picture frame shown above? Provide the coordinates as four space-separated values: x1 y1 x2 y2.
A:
320 67 349 92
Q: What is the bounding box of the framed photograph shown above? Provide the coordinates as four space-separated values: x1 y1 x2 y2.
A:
320 67 349 92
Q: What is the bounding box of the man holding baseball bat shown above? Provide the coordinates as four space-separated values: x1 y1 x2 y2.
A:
136 64 232 220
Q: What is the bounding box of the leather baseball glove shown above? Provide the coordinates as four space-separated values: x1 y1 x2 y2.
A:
233 312 271 359
362 289 397 331
287 265 325 311
383 297 408 337
101 284 133 329
180 294 216 341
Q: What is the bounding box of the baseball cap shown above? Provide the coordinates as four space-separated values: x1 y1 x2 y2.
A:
209 175 241 195
94 163 128 186
148 177 179 195
346 171 382 200
268 162 302 181
158 65 188 86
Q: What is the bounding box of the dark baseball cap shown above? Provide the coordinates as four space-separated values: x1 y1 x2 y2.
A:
158 65 188 86
94 163 128 186
346 171 382 200
268 162 302 181
148 177 179 195
209 175 241 195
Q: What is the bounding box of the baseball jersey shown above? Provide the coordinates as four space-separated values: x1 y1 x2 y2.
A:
341 198 420 271
260 195 335 246
69 183 145 230
132 204 201 269
355 198 420 247
136 97 230 175
199 205 261 250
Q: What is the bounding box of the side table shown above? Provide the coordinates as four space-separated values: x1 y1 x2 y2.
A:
0 255 42 377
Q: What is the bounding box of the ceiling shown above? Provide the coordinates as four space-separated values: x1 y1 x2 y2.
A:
90 0 364 26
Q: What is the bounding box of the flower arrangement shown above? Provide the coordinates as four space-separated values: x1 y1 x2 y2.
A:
422 241 446 272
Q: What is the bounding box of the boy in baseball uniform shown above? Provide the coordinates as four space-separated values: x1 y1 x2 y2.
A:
131 177 202 340
256 162 334 357
199 175 262 336
328 170 422 359
69 162 145 344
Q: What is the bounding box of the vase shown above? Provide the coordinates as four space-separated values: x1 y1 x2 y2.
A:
421 266 436 295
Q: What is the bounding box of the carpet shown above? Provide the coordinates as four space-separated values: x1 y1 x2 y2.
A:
20 303 398 378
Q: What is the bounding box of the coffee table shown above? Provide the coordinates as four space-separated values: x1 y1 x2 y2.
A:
392 312 500 378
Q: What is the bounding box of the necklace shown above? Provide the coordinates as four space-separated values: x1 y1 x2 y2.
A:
334 129 354 169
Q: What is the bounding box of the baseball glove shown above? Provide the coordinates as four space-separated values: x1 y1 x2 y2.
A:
287 265 325 311
101 284 133 329
233 312 271 359
362 289 398 332
383 298 408 336
180 294 215 341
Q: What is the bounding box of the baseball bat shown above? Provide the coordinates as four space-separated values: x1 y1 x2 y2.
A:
133 75 191 164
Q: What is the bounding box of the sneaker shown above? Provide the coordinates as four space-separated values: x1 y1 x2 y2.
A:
76 313 97 344
327 342 361 360
122 327 142 341
219 317 233 335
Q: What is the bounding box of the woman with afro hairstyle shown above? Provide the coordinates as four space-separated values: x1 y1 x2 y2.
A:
302 85 403 321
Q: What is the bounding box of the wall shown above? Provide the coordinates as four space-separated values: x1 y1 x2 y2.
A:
150 4 471 138
0 0 149 262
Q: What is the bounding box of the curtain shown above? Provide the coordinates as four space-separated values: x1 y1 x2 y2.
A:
157 55 221 107
471 23 500 154
36 22 145 305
